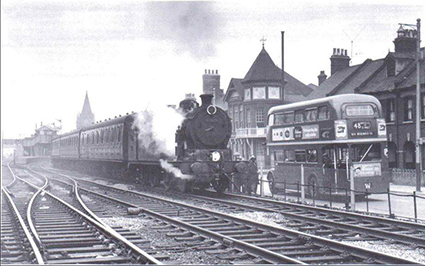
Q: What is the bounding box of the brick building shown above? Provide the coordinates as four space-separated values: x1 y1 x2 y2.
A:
224 46 312 167
308 24 425 170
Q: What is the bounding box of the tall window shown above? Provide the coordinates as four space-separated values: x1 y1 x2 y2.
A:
268 86 280 99
404 98 413 121
386 99 396 122
234 106 239 129
244 88 251 101
256 108 264 127
246 109 251 128
239 105 244 128
253 87 266 99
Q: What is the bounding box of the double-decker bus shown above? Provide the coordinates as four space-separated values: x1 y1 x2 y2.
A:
266 94 389 197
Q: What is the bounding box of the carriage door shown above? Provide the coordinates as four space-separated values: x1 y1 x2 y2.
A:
128 129 137 161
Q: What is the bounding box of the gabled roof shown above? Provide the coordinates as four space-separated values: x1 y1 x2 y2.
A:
223 78 244 102
308 49 424 99
37 125 58 132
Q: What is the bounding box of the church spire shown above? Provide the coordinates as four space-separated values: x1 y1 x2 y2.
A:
81 91 93 114
76 91 95 130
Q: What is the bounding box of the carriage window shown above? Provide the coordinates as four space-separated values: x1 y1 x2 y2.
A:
284 150 295 162
307 149 318 162
305 108 317 122
92 132 95 144
96 131 99 144
118 126 121 142
274 113 284 125
101 130 104 143
295 150 306 162
283 112 294 124
318 106 330 120
294 110 304 123
346 104 375 117
274 150 285 162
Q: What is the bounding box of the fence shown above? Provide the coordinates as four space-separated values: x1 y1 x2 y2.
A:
230 166 425 222
390 168 425 186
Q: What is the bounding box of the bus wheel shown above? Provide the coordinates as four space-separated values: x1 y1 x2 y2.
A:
307 176 318 198
267 172 276 194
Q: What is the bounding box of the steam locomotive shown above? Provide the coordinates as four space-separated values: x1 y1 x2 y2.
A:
52 94 246 192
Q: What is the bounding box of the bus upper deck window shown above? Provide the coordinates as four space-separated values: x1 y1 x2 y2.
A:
305 108 317 122
283 112 294 124
318 106 329 120
274 113 285 125
346 105 375 117
294 110 304 123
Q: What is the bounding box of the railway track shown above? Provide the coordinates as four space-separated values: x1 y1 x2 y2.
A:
187 190 425 248
40 166 425 248
38 168 420 264
6 164 161 265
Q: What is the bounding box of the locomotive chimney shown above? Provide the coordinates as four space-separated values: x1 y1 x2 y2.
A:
200 94 214 106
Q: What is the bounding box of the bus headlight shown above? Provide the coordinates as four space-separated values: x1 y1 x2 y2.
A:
211 151 221 162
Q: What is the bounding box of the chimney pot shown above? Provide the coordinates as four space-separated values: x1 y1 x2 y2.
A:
205 69 207 74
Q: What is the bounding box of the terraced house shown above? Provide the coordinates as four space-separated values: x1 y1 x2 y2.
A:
308 24 425 172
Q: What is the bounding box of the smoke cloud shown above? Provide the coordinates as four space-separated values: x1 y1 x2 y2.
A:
144 2 224 60
160 159 193 180
132 104 184 157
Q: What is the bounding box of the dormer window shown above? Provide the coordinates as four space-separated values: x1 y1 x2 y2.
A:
253 87 266 99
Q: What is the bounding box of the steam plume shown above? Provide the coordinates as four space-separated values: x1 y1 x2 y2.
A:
132 104 184 157
160 159 193 180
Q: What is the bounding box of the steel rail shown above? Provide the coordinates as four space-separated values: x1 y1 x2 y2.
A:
189 192 425 248
70 177 420 265
21 166 162 265
76 185 306 264
1 186 45 264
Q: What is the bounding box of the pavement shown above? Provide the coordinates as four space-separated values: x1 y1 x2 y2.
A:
254 175 425 221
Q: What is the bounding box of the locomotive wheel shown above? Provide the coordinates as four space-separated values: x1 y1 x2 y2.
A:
213 174 229 193
176 179 193 193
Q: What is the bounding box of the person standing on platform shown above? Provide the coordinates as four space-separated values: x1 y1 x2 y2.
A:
246 156 259 195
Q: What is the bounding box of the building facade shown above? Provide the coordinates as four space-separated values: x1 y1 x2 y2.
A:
76 91 95 130
224 47 312 168
309 24 425 170
22 124 58 156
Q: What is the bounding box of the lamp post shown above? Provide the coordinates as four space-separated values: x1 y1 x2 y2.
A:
400 19 422 191
417 19 422 192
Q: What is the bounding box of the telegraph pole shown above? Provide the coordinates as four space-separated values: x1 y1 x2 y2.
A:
415 19 422 192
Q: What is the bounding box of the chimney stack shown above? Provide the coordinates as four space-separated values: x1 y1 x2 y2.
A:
330 48 350 75
318 70 327 86
202 69 220 95
394 25 418 53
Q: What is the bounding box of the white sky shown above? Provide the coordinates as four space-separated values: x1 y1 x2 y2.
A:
1 0 424 139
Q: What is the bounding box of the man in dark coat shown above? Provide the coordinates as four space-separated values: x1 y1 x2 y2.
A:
246 156 259 195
